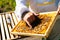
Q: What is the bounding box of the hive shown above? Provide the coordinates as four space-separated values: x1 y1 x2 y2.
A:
0 11 21 40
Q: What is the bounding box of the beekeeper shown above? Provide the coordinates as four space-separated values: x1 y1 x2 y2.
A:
15 0 60 26
14 0 60 39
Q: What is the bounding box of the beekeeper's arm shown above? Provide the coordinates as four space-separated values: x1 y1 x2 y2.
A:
15 0 29 20
15 0 39 28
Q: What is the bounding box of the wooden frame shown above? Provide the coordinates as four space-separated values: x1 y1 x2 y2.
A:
0 11 21 40
11 11 58 38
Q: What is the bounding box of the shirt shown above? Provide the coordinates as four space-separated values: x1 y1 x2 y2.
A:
14 0 60 20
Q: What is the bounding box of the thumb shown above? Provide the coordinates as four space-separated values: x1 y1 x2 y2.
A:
26 20 32 29
33 13 39 16
57 5 60 15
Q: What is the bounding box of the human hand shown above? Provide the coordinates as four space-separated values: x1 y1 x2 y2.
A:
23 12 39 29
57 5 60 15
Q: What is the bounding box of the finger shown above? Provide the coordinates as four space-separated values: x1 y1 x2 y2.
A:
58 6 60 14
57 5 60 15
33 13 39 16
26 20 32 29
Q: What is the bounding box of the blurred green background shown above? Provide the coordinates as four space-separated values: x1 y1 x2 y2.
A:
0 0 29 13
0 0 16 13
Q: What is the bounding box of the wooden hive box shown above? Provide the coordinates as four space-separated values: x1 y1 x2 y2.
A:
0 11 21 40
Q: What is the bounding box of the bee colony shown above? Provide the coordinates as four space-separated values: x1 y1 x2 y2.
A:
12 15 51 34
11 11 57 38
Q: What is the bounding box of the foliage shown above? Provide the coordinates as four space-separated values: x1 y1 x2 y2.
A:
0 0 16 13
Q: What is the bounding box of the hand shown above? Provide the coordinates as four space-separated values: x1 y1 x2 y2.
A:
23 12 39 29
57 5 60 15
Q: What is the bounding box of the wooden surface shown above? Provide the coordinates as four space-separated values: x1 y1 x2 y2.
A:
0 12 21 40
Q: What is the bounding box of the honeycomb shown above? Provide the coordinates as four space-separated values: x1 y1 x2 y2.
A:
13 14 52 34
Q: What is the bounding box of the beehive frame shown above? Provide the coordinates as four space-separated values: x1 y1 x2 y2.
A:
11 11 58 38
